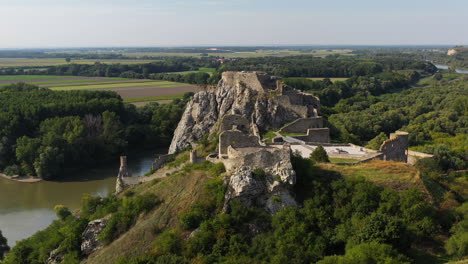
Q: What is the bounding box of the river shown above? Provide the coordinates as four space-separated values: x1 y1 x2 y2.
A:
434 64 468 74
0 149 164 246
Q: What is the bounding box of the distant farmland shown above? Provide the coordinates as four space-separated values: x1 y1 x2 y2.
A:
0 75 201 105
0 58 155 67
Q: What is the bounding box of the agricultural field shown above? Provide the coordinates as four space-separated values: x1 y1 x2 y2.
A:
123 49 354 58
0 75 201 105
0 58 155 67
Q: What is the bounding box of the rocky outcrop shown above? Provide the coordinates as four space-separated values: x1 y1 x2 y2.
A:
169 71 321 153
81 217 109 256
223 145 297 214
46 248 64 264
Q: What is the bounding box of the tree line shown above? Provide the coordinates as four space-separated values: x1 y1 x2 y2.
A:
0 83 191 179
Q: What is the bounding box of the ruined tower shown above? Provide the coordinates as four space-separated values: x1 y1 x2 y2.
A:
379 131 409 162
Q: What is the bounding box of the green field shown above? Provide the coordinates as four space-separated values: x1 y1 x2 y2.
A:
0 75 79 81
0 58 155 67
0 75 200 105
307 77 349 82
123 94 185 103
123 49 354 59
49 81 182 91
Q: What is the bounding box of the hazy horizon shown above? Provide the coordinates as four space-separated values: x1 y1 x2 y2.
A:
0 0 467 48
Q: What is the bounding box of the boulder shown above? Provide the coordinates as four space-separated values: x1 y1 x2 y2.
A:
81 217 109 256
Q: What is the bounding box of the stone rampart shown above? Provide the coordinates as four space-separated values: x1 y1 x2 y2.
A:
292 128 330 143
152 154 174 172
280 117 324 133
219 130 261 155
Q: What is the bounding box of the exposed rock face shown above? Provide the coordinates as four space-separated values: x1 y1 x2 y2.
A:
223 145 297 214
169 71 321 153
81 218 109 256
46 248 64 264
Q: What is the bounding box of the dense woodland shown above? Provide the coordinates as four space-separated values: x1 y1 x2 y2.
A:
0 83 191 179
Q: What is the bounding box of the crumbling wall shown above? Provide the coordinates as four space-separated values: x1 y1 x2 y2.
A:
380 131 409 162
280 117 324 133
219 130 261 155
220 114 250 134
116 156 131 194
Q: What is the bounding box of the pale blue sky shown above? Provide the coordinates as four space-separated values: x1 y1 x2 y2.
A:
0 0 466 48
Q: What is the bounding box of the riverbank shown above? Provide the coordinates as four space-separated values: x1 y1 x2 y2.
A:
0 173 42 183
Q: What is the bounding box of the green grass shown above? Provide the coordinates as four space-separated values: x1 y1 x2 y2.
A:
0 75 79 81
50 81 182 91
319 160 426 193
306 77 349 82
123 94 185 103
261 130 277 142
329 157 360 163
281 132 306 137
0 58 155 67
199 67 216 73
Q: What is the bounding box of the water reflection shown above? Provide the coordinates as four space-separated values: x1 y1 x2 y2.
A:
0 149 163 246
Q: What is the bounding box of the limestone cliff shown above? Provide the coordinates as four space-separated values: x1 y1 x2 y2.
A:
168 71 321 153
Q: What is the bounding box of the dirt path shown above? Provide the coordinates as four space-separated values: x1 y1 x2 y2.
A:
122 162 189 186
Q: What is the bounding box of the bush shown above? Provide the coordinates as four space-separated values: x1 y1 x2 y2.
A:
317 242 411 264
180 205 210 230
252 168 266 181
310 146 330 163
54 205 72 221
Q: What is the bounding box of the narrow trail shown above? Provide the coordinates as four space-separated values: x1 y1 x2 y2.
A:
122 162 189 186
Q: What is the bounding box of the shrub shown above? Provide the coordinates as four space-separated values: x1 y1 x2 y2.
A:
180 205 210 230
310 146 330 163
252 168 266 181
54 205 72 221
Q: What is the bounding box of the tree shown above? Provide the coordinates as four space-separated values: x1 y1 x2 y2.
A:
310 146 330 162
0 230 9 260
65 58 71 63
366 132 388 150
317 242 411 264
54 205 72 221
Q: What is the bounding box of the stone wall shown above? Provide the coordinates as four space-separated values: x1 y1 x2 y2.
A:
220 114 250 134
280 117 323 133
152 154 174 172
292 128 330 143
219 130 261 155
380 131 409 162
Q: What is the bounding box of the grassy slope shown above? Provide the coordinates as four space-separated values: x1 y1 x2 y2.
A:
318 160 428 194
85 166 213 263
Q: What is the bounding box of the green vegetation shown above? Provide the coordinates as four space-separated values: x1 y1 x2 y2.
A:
0 83 191 179
0 231 8 261
328 78 467 171
310 146 330 162
329 157 359 163
123 94 185 103
1 193 160 264
261 130 277 142
366 132 388 150
113 154 458 264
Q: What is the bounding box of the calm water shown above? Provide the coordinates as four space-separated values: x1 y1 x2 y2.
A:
0 149 163 246
434 64 468 74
